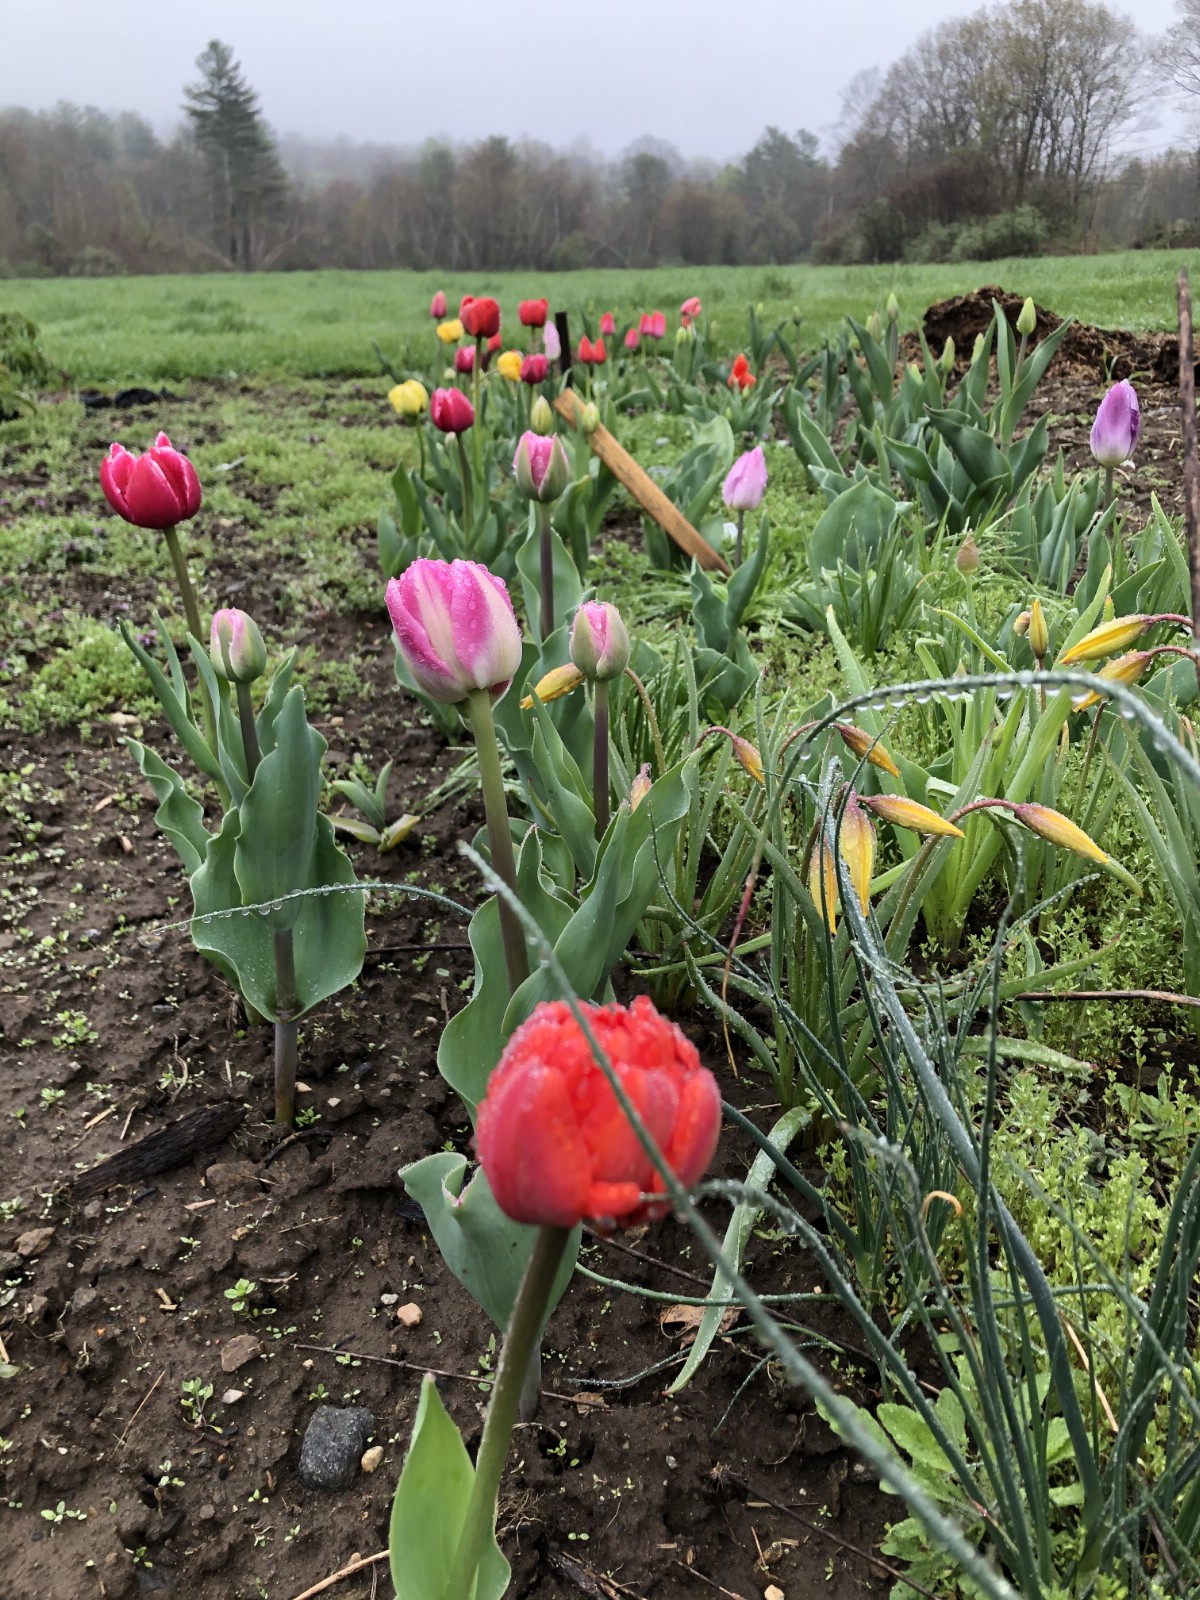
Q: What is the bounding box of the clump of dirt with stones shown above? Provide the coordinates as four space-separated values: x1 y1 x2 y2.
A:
0 388 897 1600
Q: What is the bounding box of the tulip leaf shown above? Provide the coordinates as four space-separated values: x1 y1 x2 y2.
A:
118 620 224 786
123 739 209 878
389 1374 510 1600
807 477 898 578
399 1154 579 1333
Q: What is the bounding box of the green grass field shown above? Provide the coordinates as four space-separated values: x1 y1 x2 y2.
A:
7 248 1200 385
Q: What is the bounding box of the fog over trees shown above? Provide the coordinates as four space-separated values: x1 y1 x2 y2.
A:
1 2 1197 278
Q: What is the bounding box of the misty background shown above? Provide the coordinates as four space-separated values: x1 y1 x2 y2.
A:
2 0 1197 276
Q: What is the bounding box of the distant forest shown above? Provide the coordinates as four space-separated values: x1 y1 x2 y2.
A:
3 0 1200 277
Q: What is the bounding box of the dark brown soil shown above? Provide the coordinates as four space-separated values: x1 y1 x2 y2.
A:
0 397 898 1599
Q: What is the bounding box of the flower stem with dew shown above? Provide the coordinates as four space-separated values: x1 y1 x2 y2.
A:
235 682 299 1127
463 689 529 994
164 522 220 765
536 501 554 640
623 667 666 777
455 433 474 540
440 1225 571 1600
735 508 744 567
593 678 610 840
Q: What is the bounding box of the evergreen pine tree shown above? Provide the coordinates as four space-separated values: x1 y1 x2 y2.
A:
183 40 287 268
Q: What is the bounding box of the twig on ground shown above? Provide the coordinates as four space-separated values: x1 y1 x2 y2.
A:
285 1549 388 1600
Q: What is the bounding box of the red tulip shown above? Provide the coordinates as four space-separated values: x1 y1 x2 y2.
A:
592 337 607 365
100 432 202 529
624 328 640 352
462 297 501 339
455 345 475 374
728 353 756 392
430 387 476 434
600 312 616 337
519 298 549 328
475 997 721 1229
649 311 666 340
638 313 653 337
430 290 447 319
578 335 595 364
520 352 548 384
680 296 702 326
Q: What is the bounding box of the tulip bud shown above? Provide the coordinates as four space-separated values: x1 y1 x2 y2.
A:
675 325 690 347
1029 598 1050 662
599 311 616 337
436 318 464 345
1071 650 1151 712
1013 610 1031 638
886 292 900 323
430 387 475 434
956 534 981 575
1057 613 1152 666
722 445 767 512
1090 380 1140 467
530 394 554 435
939 337 956 372
386 558 522 705
867 311 883 342
835 723 900 778
210 608 267 685
388 379 429 418
519 663 585 708
1016 296 1037 337
570 601 631 682
520 353 549 386
430 290 448 320
972 333 986 364
543 321 562 362
624 327 640 352
461 297 501 340
580 402 600 435
839 793 876 916
496 350 523 383
860 793 964 838
518 298 549 329
100 433 202 530
629 763 652 811
513 431 570 502
809 840 838 933
1011 803 1110 866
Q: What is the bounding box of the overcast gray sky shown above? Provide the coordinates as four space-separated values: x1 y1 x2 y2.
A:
2 0 1187 162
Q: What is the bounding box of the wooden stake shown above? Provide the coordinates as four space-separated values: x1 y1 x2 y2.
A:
554 387 730 575
1175 268 1200 693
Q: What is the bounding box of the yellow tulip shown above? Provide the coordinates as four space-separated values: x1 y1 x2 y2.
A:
862 794 964 838
496 350 523 382
388 379 429 418
1071 651 1151 712
436 318 464 344
1011 803 1109 865
1057 614 1149 666
835 723 900 778
809 840 838 934
839 795 876 915
1028 597 1049 662
519 663 585 709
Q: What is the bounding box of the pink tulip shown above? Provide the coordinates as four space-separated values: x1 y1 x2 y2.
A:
455 345 475 374
430 290 448 319
600 312 616 336
386 558 523 704
429 388 475 434
570 600 630 681
649 311 666 340
543 320 562 362
100 432 202 529
1090 380 1140 467
513 431 570 502
638 313 653 337
210 608 266 684
624 328 640 352
680 296 702 326
722 445 768 512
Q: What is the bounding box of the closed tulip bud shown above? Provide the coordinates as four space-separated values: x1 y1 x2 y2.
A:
700 726 765 784
835 723 901 778
839 793 876 916
454 345 475 375
972 333 986 364
518 298 549 328
1090 380 1140 467
386 558 522 705
939 336 956 372
867 311 883 342
580 402 600 435
600 311 616 337
675 325 690 347
520 352 548 386
593 336 607 365
543 320 561 362
629 762 652 811
860 793 964 838
886 292 900 323
1011 803 1110 866
570 600 631 682
429 387 475 434
809 840 838 933
100 432 202 529
1103 595 1115 621
650 311 666 340
1071 650 1151 711
513 431 570 502
530 394 554 434
1029 598 1049 661
429 290 448 320
388 379 429 418
210 608 266 684
624 327 640 352
578 335 595 365
722 445 768 512
475 997 721 1229
1014 609 1031 637
436 318 464 344
496 350 523 383
461 297 501 339
1016 296 1037 337
680 295 702 325
519 662 586 708
956 534 981 575
1057 613 1151 665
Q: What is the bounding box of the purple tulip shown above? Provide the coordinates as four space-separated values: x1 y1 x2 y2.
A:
543 320 562 362
570 600 631 682
1090 380 1140 467
722 445 768 512
386 558 523 704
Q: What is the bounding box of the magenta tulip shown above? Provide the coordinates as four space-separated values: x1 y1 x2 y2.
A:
430 289 447 320
520 352 548 385
386 558 522 705
722 445 768 512
455 345 475 375
513 431 570 503
1090 380 1140 467
100 432 202 529
600 312 616 337
430 388 475 434
624 328 640 352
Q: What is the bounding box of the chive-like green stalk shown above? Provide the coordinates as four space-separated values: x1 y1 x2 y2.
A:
164 522 220 760
536 501 555 640
593 678 610 839
463 688 529 994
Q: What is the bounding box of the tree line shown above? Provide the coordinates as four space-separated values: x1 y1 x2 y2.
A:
1 3 1199 277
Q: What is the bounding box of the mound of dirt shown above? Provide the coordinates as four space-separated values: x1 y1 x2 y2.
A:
916 284 1197 384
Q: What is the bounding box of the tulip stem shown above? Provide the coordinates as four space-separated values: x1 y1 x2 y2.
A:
537 501 555 640
456 433 475 537
440 1224 571 1600
464 689 529 995
163 522 221 769
593 678 610 840
235 681 261 782
1104 465 1115 509
735 509 745 567
272 928 299 1126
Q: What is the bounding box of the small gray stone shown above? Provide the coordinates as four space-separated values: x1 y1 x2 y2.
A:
298 1405 377 1491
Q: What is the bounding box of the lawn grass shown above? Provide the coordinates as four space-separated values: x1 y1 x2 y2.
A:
6 248 1200 386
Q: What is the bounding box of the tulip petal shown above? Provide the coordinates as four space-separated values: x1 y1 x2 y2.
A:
476 1061 592 1227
